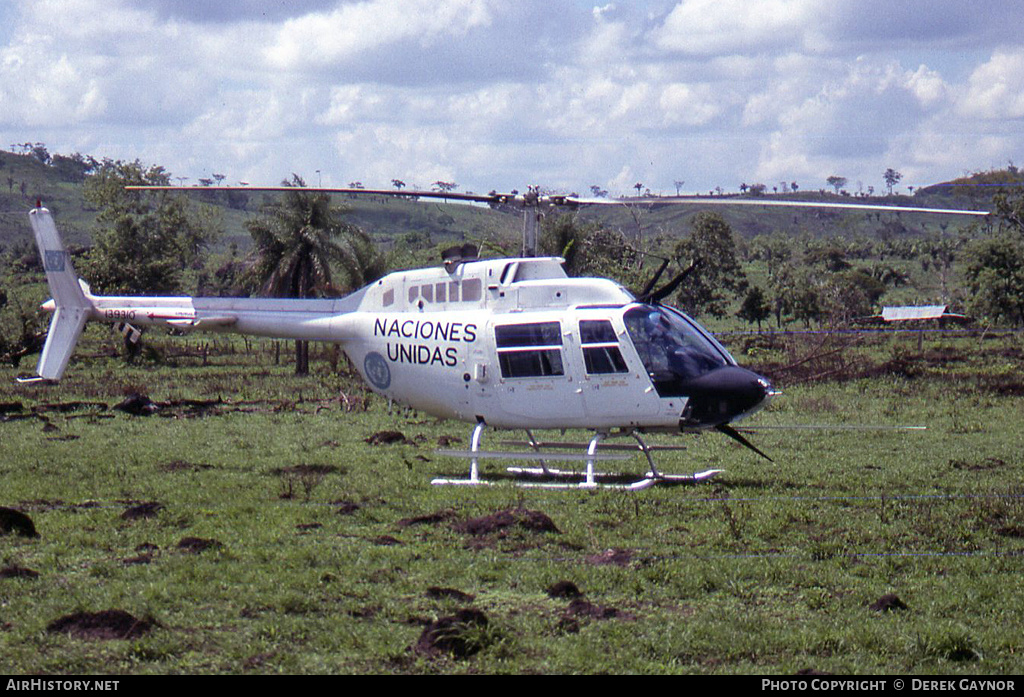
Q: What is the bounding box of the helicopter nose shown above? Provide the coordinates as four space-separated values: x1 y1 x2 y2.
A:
678 365 773 427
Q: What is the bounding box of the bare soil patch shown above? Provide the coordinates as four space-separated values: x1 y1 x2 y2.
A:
426 587 476 603
585 548 633 567
365 430 409 445
546 581 583 599
159 460 213 473
114 393 160 416
46 610 157 640
121 501 163 520
0 565 39 579
453 508 560 536
396 509 457 528
414 608 490 659
177 537 224 554
333 499 361 515
0 507 38 538
869 594 908 612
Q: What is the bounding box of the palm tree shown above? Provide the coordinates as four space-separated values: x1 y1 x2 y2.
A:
247 175 386 374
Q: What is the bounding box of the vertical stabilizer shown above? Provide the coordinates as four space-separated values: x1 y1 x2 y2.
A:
26 207 91 381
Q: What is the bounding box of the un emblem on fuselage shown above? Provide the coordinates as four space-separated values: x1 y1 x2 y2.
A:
364 351 391 390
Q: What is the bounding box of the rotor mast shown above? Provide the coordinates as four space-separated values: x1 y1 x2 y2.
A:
521 186 541 258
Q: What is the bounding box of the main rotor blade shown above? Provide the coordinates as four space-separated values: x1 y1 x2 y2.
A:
716 423 774 463
567 195 990 217
126 186 990 217
126 185 507 205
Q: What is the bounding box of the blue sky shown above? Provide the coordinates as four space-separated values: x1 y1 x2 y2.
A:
1 0 1022 196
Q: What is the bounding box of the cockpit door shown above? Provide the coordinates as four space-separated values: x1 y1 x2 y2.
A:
576 317 661 426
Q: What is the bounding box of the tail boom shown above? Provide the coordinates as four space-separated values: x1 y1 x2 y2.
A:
25 206 366 382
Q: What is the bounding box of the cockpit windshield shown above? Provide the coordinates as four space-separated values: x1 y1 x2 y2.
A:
623 305 731 391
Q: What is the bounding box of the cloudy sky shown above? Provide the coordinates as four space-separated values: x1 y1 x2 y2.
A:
1 0 1022 197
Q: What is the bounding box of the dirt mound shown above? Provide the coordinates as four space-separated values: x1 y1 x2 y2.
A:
546 581 583 599
0 401 23 415
0 565 39 579
586 548 633 567
426 587 476 603
272 464 340 476
333 499 361 515
365 430 408 445
414 608 490 658
557 598 632 634
454 508 560 536
114 393 159 416
159 460 213 472
177 537 224 554
121 501 164 520
565 598 628 620
396 509 457 528
46 610 156 640
0 507 38 538
869 594 908 612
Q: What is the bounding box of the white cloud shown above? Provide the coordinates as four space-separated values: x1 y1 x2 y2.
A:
1 0 1023 198
958 49 1024 120
652 0 824 56
265 0 494 70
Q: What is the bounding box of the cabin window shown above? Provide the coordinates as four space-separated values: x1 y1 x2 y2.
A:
408 286 419 303
435 282 447 302
496 322 561 348
420 284 433 302
462 278 482 301
449 281 460 302
382 288 394 307
495 321 564 378
579 320 628 374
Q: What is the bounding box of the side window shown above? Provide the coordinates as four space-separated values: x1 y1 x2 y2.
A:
495 322 564 378
579 319 628 374
461 278 482 302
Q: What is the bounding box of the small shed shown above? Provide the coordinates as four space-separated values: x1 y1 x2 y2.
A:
879 305 968 322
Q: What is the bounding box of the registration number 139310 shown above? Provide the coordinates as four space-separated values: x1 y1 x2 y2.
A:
104 309 136 321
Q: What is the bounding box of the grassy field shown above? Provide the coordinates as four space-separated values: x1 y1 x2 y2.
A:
1 328 1023 674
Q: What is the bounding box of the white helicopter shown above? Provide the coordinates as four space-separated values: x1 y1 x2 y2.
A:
22 187 988 489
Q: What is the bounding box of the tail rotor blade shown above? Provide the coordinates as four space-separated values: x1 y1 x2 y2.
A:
716 423 774 463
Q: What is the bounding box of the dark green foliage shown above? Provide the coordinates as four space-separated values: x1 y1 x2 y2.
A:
964 233 1024 325
82 159 220 295
247 175 385 298
673 212 747 317
962 188 1024 326
246 175 386 374
539 213 588 274
737 285 771 330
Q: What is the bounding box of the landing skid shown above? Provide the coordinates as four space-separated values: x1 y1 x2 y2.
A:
431 423 722 489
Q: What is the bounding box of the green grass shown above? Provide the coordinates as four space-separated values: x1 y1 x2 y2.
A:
1 330 1023 674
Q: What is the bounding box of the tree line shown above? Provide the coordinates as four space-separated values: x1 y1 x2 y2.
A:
4 157 1024 376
